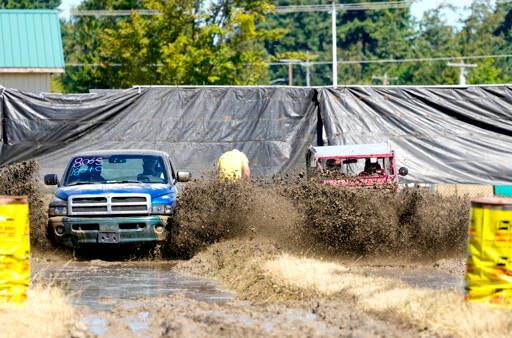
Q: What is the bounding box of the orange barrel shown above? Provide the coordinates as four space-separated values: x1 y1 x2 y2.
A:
0 196 30 304
466 197 512 307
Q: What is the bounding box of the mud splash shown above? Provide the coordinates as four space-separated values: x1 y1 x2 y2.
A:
167 179 256 258
279 179 470 258
171 177 470 260
3 160 469 259
0 161 50 249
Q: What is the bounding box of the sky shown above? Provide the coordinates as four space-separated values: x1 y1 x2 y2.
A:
58 0 490 26
410 0 481 26
58 0 82 18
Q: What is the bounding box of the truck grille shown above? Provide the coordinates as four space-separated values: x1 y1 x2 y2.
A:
68 194 151 216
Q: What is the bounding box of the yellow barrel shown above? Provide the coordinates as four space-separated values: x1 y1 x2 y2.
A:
466 197 512 308
0 196 30 304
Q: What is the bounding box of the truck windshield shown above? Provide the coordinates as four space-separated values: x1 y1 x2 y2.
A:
63 154 169 186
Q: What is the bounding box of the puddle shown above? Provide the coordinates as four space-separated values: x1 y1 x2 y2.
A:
33 261 233 311
364 267 464 290
33 261 234 337
81 314 107 336
128 311 150 331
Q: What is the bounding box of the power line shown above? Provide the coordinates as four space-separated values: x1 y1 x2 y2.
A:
266 54 512 66
65 53 512 68
70 9 158 16
336 54 512 65
274 1 411 13
69 1 411 17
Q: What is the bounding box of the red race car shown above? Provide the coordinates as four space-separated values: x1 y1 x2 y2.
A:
306 143 408 191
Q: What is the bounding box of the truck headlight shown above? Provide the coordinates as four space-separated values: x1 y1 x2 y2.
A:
49 197 67 216
49 206 67 216
151 204 173 215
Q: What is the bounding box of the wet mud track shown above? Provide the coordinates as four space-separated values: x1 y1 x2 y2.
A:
361 265 464 290
33 261 233 311
33 261 234 337
31 260 464 337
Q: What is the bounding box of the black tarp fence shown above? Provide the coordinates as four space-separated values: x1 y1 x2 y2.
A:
0 86 318 178
317 86 512 183
0 85 511 184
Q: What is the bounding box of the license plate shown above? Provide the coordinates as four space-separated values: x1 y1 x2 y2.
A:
97 232 119 244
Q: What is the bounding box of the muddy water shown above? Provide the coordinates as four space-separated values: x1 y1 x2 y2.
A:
366 267 464 290
31 260 465 338
32 261 234 337
33 261 233 311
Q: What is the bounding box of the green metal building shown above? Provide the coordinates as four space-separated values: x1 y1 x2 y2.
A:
0 10 64 93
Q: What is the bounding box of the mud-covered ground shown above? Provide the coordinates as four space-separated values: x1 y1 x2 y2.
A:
32 255 465 338
4 162 492 337
81 291 424 338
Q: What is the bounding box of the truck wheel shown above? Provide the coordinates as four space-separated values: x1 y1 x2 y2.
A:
46 224 60 248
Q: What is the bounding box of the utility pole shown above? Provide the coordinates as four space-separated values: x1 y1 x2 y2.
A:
288 63 293 86
447 62 477 85
280 54 316 86
372 72 397 85
332 1 337 87
306 62 311 87
280 59 301 86
304 52 317 87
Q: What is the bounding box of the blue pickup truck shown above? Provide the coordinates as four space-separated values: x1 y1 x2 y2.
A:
44 150 190 248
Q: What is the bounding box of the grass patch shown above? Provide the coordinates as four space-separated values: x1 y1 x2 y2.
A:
263 253 512 338
178 239 512 337
0 284 79 338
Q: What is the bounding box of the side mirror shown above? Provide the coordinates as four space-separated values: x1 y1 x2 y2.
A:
44 174 58 185
398 167 408 176
176 171 191 182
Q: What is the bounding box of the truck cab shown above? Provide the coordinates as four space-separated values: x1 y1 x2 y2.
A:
306 143 408 190
44 150 190 248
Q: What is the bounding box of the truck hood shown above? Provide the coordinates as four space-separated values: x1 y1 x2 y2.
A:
55 183 175 200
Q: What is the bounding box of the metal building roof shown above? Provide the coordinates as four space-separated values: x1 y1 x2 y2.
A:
0 10 64 72
309 143 391 158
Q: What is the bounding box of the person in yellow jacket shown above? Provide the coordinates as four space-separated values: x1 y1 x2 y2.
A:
217 149 251 181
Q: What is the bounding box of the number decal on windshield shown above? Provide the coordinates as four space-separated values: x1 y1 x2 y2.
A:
71 157 103 176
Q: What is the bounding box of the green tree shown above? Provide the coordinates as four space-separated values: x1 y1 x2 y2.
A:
262 0 416 85
262 0 333 85
400 6 459 85
61 0 512 90
62 0 146 92
63 0 280 91
0 0 60 9
460 0 510 84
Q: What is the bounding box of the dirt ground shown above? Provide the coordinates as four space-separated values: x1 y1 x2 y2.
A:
82 291 425 338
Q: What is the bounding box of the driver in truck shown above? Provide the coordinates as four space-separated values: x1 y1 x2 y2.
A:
138 158 163 182
325 159 343 174
359 158 382 176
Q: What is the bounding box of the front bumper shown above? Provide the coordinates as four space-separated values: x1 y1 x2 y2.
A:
48 215 171 248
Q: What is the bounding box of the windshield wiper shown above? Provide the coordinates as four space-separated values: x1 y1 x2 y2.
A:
105 180 142 184
67 181 93 186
